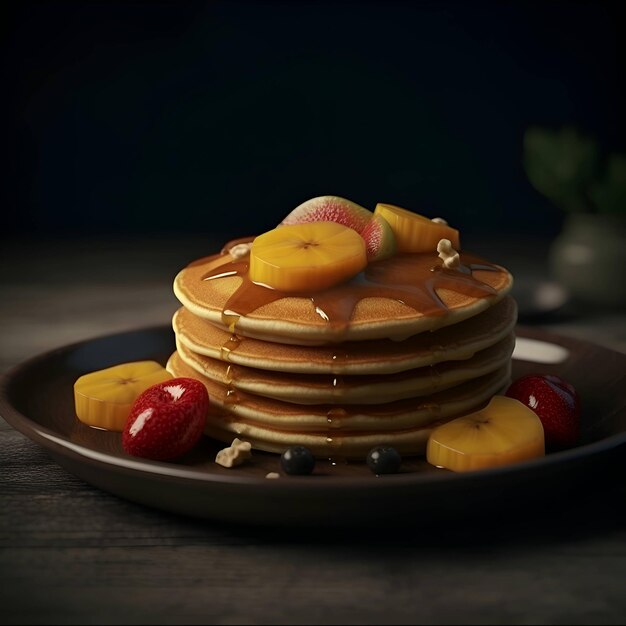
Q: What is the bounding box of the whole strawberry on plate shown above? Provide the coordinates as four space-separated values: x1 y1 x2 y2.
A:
506 374 580 449
122 377 209 461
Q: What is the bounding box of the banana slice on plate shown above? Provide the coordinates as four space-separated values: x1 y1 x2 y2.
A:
74 361 172 431
426 396 545 472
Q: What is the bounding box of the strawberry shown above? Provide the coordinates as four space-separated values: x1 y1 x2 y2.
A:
122 377 209 461
505 374 580 449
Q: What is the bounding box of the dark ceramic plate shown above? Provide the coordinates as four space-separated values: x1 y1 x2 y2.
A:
1 325 625 527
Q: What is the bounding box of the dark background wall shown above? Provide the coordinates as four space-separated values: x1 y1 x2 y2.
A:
2 0 624 242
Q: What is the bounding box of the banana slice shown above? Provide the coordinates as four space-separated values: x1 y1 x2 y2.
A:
250 222 367 292
374 203 460 253
74 361 173 431
426 396 545 472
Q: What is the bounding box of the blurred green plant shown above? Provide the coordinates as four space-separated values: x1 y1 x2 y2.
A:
523 127 626 214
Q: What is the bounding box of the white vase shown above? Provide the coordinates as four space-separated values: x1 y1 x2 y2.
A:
548 213 626 307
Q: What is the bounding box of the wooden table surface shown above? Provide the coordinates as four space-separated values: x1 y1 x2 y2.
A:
1 235 625 625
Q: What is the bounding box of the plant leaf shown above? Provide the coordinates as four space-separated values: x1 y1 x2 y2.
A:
590 154 626 214
523 127 598 212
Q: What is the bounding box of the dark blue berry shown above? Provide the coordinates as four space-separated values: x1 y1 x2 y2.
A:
366 446 402 474
281 446 316 475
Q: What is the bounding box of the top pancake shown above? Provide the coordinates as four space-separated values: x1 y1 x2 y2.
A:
174 246 513 344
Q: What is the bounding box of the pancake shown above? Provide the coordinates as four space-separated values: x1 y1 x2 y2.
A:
167 351 512 458
173 247 514 344
175 333 515 405
173 296 517 375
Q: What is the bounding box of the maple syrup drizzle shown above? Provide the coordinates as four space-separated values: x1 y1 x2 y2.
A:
326 406 346 428
220 333 241 361
429 364 442 386
223 364 239 405
202 250 501 336
330 350 349 374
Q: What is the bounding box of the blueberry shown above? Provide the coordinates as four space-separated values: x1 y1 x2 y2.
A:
366 446 402 474
281 446 316 475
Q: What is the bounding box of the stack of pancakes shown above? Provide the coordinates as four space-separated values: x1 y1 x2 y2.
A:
168 243 516 459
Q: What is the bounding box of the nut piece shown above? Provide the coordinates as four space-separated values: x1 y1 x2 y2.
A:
215 438 252 468
229 243 252 260
431 217 448 225
437 238 460 269
265 472 280 479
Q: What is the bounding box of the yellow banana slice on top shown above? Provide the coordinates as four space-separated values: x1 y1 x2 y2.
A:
250 222 367 292
374 203 460 254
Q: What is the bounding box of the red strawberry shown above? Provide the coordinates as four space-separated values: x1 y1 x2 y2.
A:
122 377 209 461
505 374 580 449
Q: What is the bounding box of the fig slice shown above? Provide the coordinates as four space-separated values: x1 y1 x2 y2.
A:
280 196 396 261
